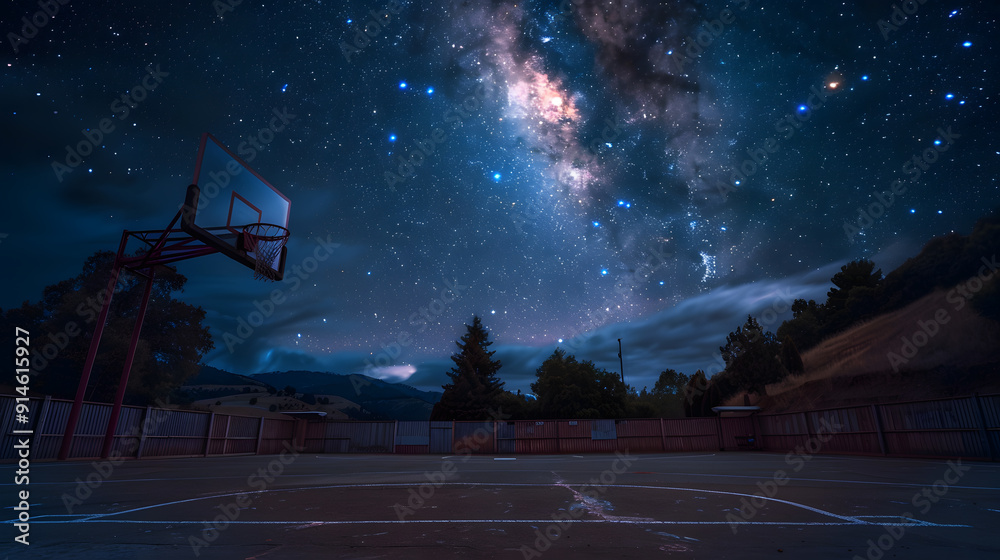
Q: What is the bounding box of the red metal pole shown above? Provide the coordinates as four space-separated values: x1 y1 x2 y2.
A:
100 269 155 459
59 235 128 460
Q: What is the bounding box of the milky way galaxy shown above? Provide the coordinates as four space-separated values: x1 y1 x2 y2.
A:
1 0 995 392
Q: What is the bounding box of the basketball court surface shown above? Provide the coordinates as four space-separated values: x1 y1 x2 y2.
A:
8 452 1000 559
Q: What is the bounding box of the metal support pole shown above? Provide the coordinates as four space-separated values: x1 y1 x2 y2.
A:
101 269 155 459
59 234 128 460
617 338 624 384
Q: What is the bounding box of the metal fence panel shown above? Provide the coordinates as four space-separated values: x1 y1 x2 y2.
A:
454 422 493 454
430 421 453 453
3 393 999 461
328 421 395 453
496 422 516 453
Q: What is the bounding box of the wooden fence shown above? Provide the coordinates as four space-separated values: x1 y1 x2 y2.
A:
2 393 997 461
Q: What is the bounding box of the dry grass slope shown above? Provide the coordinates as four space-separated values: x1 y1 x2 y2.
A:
751 282 1000 412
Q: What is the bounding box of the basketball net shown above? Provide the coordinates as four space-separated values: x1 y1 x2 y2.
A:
242 223 289 281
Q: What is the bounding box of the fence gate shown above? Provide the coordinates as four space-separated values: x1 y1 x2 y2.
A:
429 421 453 454
719 416 758 450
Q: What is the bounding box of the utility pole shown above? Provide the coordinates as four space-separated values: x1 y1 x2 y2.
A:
617 338 625 384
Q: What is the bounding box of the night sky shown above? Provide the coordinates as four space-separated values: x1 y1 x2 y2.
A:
1 1 996 394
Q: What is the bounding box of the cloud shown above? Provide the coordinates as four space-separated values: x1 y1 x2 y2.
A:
208 258 846 394
406 259 841 393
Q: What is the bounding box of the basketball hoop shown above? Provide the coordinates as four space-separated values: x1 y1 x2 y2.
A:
242 223 289 281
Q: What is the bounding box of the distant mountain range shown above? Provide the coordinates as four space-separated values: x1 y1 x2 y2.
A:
182 366 442 420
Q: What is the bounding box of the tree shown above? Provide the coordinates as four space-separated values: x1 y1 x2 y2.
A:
530 348 629 419
777 299 824 351
431 316 505 420
720 315 788 396
780 335 805 375
683 370 708 417
826 259 883 312
0 250 213 404
652 368 690 397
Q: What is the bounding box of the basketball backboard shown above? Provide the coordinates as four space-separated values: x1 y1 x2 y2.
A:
181 133 290 280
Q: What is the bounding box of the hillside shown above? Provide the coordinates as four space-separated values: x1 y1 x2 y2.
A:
251 370 441 420
181 367 442 420
751 283 1000 412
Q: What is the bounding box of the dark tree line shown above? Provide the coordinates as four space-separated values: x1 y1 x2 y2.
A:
779 212 1000 352
431 317 729 421
1 251 213 405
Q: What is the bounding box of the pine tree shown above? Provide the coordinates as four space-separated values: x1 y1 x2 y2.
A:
430 316 505 420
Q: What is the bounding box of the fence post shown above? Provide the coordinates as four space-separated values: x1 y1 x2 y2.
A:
33 396 52 448
971 393 997 461
803 411 816 440
715 416 724 451
222 415 232 455
256 417 265 455
556 420 561 454
871 404 888 456
136 405 152 459
392 420 398 454
204 412 215 457
752 413 764 451
659 418 666 452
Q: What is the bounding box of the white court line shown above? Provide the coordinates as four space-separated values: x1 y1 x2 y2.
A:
25 519 971 527
12 482 974 529
24 482 870 525
644 472 1000 491
9 469 997 491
